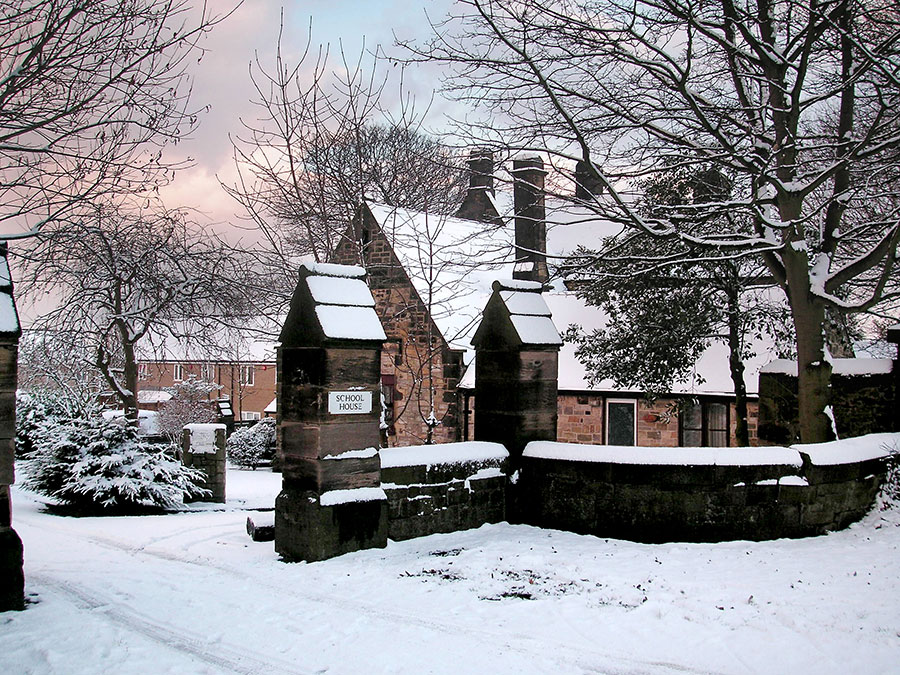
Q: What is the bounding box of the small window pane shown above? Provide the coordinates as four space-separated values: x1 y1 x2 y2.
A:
607 401 635 446
706 402 728 447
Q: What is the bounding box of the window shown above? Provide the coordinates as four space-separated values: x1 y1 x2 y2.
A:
137 363 149 380
240 365 255 387
606 399 636 446
199 363 214 383
680 400 729 447
172 363 184 382
241 411 261 422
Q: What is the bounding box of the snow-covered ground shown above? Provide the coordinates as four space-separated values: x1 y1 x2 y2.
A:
3 466 899 674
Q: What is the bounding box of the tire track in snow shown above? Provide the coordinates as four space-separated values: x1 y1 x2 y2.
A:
20 513 721 675
29 572 312 675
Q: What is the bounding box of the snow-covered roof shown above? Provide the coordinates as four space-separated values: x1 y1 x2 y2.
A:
280 262 386 345
300 262 386 342
760 358 894 377
136 322 279 364
365 202 513 350
461 290 779 396
138 390 173 404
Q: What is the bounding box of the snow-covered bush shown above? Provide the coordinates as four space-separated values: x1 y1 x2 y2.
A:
22 413 208 512
15 390 88 459
226 418 276 470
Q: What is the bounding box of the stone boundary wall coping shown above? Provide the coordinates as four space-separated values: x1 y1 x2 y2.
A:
380 441 508 468
523 433 900 468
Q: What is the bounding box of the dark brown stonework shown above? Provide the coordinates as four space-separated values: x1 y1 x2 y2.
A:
331 206 463 446
472 282 560 462
0 242 23 611
758 367 897 444
275 264 388 562
520 451 886 542
511 156 549 284
181 425 226 503
456 148 503 225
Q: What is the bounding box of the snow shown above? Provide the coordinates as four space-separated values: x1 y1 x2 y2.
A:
302 261 366 278
264 398 276 414
494 279 544 291
323 447 379 461
761 358 894 376
136 390 172 404
183 423 225 454
319 486 387 506
499 290 551 316
509 315 563 346
380 441 508 469
0 292 19 334
524 441 802 467
5 462 900 674
799 433 900 466
306 275 376 307
314 305 387 342
101 409 160 436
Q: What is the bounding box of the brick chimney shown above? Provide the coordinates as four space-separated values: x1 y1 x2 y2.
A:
456 148 500 224
512 155 549 284
574 159 604 200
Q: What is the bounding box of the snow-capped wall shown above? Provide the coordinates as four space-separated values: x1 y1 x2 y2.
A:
518 433 897 542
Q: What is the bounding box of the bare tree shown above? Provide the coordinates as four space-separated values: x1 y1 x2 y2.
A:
410 0 900 443
14 198 248 423
0 0 231 239
223 22 468 322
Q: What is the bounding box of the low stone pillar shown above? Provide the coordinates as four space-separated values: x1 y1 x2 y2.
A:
472 280 561 462
182 423 227 503
275 262 389 562
0 244 23 611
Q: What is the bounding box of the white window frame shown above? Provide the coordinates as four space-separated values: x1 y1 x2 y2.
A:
240 364 255 387
172 363 184 382
241 411 261 422
605 398 637 446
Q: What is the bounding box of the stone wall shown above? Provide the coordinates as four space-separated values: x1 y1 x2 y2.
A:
518 438 891 542
759 367 897 444
380 442 508 541
182 424 226 503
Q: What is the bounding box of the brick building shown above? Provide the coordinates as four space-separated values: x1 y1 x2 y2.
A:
137 335 277 421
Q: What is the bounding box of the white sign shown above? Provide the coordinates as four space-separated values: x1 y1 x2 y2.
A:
328 391 373 415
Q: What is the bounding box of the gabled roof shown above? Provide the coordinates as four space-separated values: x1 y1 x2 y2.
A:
280 262 385 347
472 280 562 349
364 202 514 351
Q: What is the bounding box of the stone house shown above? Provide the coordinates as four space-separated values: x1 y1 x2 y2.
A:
346 150 770 449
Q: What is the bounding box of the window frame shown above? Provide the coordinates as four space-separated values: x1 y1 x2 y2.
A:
605 398 637 446
239 364 255 387
172 363 184 382
679 398 731 447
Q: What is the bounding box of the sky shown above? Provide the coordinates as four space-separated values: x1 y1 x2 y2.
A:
160 0 457 235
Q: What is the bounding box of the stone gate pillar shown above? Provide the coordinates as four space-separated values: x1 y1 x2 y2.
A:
275 262 388 562
472 280 561 462
0 244 22 611
182 423 226 503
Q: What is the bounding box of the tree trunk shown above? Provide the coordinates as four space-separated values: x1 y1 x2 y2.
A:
783 258 835 444
725 285 750 447
121 336 140 426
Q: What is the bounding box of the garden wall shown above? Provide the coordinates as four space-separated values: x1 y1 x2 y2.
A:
517 433 897 542
758 359 898 444
380 442 508 541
